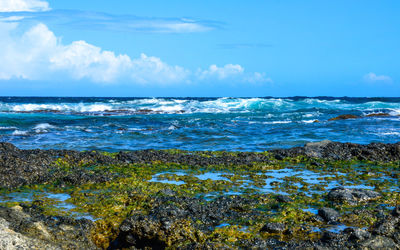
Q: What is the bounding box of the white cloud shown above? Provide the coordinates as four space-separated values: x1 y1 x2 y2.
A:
50 40 133 83
0 21 270 85
130 54 190 84
0 0 50 12
0 22 189 84
363 72 392 83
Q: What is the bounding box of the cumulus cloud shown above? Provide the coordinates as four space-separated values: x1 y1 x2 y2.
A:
0 22 271 85
363 72 392 83
50 40 133 83
0 22 188 84
0 0 50 12
130 54 190 84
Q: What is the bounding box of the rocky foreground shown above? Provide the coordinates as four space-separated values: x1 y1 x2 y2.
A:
0 141 399 249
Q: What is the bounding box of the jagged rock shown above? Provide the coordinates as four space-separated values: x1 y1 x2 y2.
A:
318 207 340 222
272 141 400 162
260 223 286 234
0 205 98 249
359 235 397 249
276 195 293 203
327 187 381 205
371 206 400 237
110 196 257 249
344 227 371 242
0 217 58 249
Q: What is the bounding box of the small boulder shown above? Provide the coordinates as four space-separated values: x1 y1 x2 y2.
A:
391 206 400 217
276 195 293 203
343 227 371 241
359 236 397 249
260 223 286 234
327 187 381 205
318 207 340 222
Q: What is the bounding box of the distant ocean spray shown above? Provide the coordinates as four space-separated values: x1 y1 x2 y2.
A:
0 97 399 151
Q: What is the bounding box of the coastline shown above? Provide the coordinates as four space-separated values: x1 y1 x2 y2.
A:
0 141 399 249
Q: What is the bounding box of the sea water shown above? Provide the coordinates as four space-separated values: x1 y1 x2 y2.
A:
0 96 399 151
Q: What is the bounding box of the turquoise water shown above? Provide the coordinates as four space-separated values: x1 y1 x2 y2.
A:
0 97 399 151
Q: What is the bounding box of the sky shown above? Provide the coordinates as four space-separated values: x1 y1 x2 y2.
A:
0 0 399 97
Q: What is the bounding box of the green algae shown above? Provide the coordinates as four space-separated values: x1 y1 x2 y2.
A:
1 150 400 248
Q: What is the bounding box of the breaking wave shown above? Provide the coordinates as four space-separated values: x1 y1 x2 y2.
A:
0 97 399 115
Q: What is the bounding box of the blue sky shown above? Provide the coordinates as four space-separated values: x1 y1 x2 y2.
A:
0 0 399 97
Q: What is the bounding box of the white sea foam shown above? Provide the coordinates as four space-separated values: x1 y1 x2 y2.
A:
12 130 28 136
34 123 56 133
152 105 185 113
379 132 400 136
389 109 400 116
0 126 17 130
302 120 317 124
34 123 55 130
168 125 177 130
263 121 291 124
2 98 400 115
78 104 113 112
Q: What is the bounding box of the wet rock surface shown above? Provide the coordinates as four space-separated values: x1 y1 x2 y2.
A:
260 222 286 233
318 207 340 223
0 216 57 249
0 142 399 249
328 187 381 205
0 204 98 249
110 195 259 249
0 140 399 189
272 140 400 161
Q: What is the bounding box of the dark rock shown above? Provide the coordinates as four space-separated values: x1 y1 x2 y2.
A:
276 195 293 203
271 141 400 162
260 223 286 234
370 206 400 242
327 187 381 205
359 235 397 249
110 195 258 249
320 231 337 242
372 217 399 236
328 114 360 121
318 207 340 222
392 206 400 217
239 238 288 249
178 242 232 249
343 227 371 241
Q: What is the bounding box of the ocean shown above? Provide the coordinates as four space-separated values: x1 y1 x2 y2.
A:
0 96 399 152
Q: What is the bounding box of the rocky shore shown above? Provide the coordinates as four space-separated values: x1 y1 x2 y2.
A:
0 141 399 249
